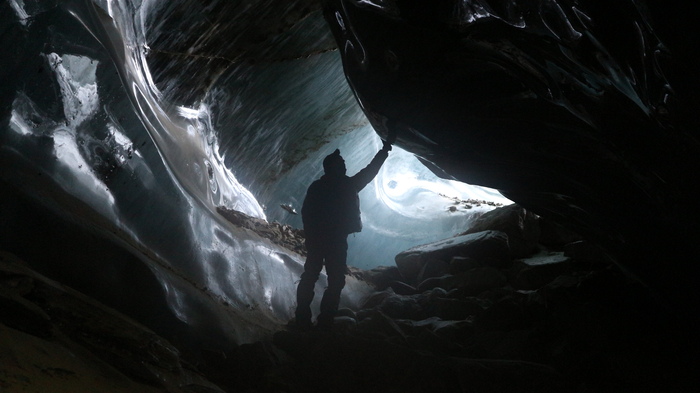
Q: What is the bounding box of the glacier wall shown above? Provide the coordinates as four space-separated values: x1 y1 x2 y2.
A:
1 0 304 346
0 0 508 347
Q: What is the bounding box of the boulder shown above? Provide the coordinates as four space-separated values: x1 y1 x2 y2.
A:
358 265 403 291
431 319 476 342
333 315 358 330
395 318 473 351
475 298 528 332
431 297 485 320
461 204 540 258
511 252 573 290
424 287 449 299
336 307 357 319
353 310 408 339
440 267 507 296
535 275 582 309
389 280 418 295
360 289 393 310
538 217 583 248
416 274 448 293
564 241 615 268
416 259 450 283
378 294 425 320
449 256 482 274
395 230 510 285
393 317 443 336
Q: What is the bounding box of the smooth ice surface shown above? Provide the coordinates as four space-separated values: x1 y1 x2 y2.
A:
2 0 301 344
0 0 509 343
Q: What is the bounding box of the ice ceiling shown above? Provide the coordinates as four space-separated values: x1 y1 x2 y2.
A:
1 0 699 348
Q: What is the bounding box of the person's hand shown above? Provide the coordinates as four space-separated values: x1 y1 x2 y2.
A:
382 139 392 152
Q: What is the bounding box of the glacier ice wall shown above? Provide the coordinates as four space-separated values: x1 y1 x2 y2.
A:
1 0 306 346
0 0 508 346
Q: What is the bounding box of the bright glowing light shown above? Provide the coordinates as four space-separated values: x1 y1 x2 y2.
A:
375 145 511 220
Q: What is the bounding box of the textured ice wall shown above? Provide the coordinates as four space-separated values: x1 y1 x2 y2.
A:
0 0 508 345
0 0 315 345
176 3 512 269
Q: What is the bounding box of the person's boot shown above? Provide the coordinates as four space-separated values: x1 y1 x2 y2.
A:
289 310 313 332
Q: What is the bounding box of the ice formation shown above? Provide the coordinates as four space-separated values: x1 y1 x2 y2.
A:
0 0 508 344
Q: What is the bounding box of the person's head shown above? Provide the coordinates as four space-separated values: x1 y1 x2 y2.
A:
323 149 346 177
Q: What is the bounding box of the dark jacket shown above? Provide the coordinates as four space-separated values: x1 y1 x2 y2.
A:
302 149 389 240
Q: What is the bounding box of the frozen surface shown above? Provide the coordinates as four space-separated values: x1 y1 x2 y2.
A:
0 0 509 344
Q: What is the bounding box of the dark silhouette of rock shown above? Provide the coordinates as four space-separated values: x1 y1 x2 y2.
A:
322 0 700 319
388 280 418 296
449 255 482 274
538 217 583 249
395 230 510 285
440 267 508 296
510 252 574 290
377 293 425 320
350 265 402 291
461 204 541 259
359 288 392 310
416 274 449 293
272 329 567 393
564 241 615 269
431 297 485 321
416 258 451 284
0 251 225 392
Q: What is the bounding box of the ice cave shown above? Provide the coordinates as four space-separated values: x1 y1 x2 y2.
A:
1 0 698 392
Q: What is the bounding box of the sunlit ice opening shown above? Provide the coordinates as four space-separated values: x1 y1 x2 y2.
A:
351 128 512 269
271 124 512 270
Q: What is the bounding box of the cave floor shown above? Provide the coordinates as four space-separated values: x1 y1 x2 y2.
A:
2 244 697 393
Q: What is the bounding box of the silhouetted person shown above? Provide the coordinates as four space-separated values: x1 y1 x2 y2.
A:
295 140 392 329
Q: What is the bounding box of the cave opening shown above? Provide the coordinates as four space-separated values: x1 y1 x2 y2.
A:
1 0 699 392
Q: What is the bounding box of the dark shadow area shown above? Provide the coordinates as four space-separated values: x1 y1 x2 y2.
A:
0 179 198 352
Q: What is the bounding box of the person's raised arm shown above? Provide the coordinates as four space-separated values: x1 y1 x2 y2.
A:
351 139 392 191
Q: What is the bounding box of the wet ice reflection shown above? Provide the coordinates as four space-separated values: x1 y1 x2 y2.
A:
53 127 116 217
0 0 507 346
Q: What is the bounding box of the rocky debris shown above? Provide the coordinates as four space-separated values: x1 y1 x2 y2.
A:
0 251 224 393
509 251 573 290
564 240 616 269
459 204 540 258
272 328 566 393
439 193 504 210
448 255 482 274
348 265 402 291
440 267 507 295
2 204 696 392
538 217 583 248
259 204 695 393
217 206 306 256
395 230 510 285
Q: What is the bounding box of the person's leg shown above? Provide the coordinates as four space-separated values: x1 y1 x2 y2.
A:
318 238 348 328
295 246 324 327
